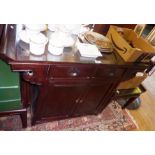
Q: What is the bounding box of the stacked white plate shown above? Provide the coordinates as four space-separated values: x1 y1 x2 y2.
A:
77 43 102 58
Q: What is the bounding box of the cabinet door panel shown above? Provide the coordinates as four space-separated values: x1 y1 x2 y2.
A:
34 83 86 118
74 82 114 115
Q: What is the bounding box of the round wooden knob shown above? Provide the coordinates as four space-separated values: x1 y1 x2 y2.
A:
109 72 114 76
70 72 78 77
27 71 33 76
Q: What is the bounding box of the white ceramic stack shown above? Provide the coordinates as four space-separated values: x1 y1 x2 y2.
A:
19 24 48 55
25 24 47 36
48 24 82 55
29 33 48 55
19 24 89 56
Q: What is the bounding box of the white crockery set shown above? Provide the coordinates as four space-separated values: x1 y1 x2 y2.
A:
19 24 84 56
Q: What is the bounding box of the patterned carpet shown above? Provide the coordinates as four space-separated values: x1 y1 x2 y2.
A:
0 101 137 131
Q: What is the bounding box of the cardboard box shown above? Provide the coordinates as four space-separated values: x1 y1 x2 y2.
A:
106 26 155 62
117 72 147 89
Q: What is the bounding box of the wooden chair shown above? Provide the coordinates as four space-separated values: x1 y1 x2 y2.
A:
114 85 146 109
0 59 27 128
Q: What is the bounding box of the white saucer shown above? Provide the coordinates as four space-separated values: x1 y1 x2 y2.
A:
18 30 30 43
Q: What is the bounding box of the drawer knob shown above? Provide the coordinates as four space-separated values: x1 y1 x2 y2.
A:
70 72 78 77
26 71 33 76
79 99 83 103
109 72 114 76
68 67 80 77
75 99 79 103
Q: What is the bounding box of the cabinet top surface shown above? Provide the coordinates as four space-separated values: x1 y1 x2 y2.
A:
0 24 148 68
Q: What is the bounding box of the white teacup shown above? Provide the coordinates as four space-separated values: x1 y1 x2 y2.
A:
48 44 64 55
25 24 47 36
29 33 48 55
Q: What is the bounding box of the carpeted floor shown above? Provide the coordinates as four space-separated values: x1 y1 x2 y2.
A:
0 101 138 131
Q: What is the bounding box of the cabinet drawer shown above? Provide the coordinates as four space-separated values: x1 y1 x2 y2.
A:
95 67 124 78
49 65 95 79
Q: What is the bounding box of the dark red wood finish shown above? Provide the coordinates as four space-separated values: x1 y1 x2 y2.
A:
94 24 136 35
0 24 149 125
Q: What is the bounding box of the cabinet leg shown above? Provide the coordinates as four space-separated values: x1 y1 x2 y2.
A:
31 117 37 126
122 97 137 109
20 111 27 128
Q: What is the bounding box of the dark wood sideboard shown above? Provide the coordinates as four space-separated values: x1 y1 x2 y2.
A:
0 25 149 125
94 24 136 35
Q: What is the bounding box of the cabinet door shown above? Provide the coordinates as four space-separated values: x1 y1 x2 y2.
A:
34 82 87 119
74 81 115 115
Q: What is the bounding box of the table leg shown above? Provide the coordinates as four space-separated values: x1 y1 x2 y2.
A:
122 96 138 109
20 110 27 128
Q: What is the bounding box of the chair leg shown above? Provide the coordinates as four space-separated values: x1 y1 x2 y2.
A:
122 97 137 109
20 110 27 128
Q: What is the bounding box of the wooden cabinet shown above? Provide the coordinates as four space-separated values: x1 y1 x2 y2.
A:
0 24 151 126
30 64 124 124
0 24 4 40
34 77 117 123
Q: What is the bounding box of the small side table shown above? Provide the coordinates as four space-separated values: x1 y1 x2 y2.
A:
114 85 146 109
